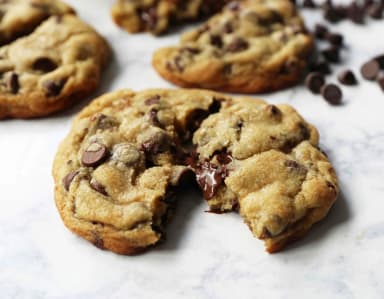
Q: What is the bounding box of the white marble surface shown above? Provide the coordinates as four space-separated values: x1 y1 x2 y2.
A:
1 1 384 298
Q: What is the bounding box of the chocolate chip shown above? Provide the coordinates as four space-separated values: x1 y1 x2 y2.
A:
141 7 158 30
361 60 380 80
63 171 79 191
210 34 223 48
309 60 331 75
216 152 233 165
314 23 328 39
90 179 108 196
303 0 316 8
323 4 343 23
321 83 343 105
348 2 365 24
173 56 183 72
322 46 340 63
148 108 162 127
145 95 160 105
226 38 248 53
7 72 19 94
373 54 384 68
267 104 281 116
141 133 170 156
305 72 325 94
43 78 66 96
32 57 57 72
223 21 234 33
195 161 227 199
367 3 383 19
326 32 343 46
337 70 358 85
285 160 300 169
180 47 200 55
91 113 117 130
82 143 109 167
91 231 104 249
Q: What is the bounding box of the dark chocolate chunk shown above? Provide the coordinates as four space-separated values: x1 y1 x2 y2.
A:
226 38 249 53
63 171 79 191
321 83 343 105
90 179 108 196
326 32 343 46
305 72 325 94
337 70 358 85
32 57 57 72
367 3 383 19
267 104 281 116
223 21 234 33
348 2 365 24
285 160 300 169
210 34 223 48
141 132 170 156
361 60 380 80
141 7 158 30
148 108 162 127
91 231 105 249
216 152 233 165
303 0 316 8
82 143 109 167
7 72 19 94
309 60 331 75
173 56 183 72
195 161 227 200
322 46 340 63
323 4 343 23
377 75 384 91
373 54 384 68
314 23 328 39
145 95 160 105
43 78 66 96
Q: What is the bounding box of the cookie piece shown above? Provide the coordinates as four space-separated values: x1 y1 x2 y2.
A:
0 0 74 45
153 0 313 93
111 0 229 35
52 89 218 254
53 89 338 254
0 12 110 119
191 98 338 252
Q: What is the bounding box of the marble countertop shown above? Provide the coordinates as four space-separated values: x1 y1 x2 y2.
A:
1 1 384 298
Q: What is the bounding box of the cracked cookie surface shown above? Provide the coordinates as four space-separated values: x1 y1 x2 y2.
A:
153 0 313 93
0 1 110 119
111 0 230 35
53 89 338 254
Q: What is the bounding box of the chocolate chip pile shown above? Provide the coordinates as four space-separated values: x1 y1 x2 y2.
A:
295 0 384 105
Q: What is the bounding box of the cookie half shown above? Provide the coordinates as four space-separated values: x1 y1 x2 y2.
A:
53 89 338 254
191 97 338 252
153 0 313 93
53 89 218 254
111 0 229 35
0 1 110 119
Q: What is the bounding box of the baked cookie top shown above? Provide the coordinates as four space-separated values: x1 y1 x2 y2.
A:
111 0 229 35
0 0 74 45
0 1 110 119
53 89 338 254
152 0 313 93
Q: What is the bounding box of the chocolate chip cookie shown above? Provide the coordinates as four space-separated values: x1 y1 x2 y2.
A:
53 89 338 254
0 1 110 119
111 0 229 35
153 0 313 93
